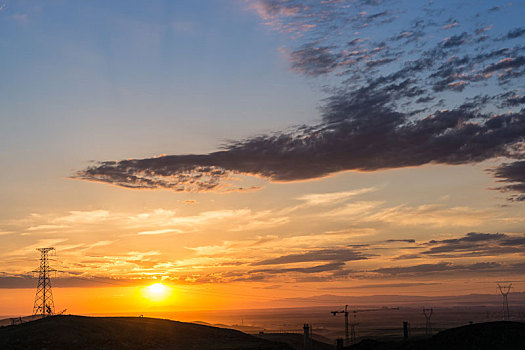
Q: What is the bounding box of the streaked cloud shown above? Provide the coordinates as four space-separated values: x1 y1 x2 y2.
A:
492 161 525 201
372 261 524 276
137 228 184 235
251 248 369 265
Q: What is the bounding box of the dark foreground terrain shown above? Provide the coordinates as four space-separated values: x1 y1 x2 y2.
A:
0 315 292 350
347 321 525 350
0 316 523 350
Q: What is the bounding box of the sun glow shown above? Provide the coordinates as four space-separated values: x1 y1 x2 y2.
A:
141 282 173 303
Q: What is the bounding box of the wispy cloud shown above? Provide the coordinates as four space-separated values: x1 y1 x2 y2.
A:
297 187 377 206
137 228 184 235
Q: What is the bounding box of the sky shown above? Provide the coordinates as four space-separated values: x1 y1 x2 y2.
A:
1 0 525 316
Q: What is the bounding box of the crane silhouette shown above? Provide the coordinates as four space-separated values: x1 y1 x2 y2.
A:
331 305 350 345
331 306 399 345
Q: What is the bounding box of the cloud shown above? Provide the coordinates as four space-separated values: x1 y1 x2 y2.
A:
251 248 369 265
296 187 376 206
484 57 525 73
372 261 525 276
441 20 459 30
230 215 290 232
428 232 506 244
252 261 345 274
0 272 143 289
365 204 491 227
128 209 253 228
55 210 111 224
492 161 525 201
321 282 440 289
505 27 525 40
393 232 525 259
137 228 184 235
422 232 525 256
319 201 494 228
499 91 525 107
185 242 232 256
26 224 68 231
441 32 470 48
74 86 525 195
73 0 525 200
289 44 341 76
386 239 416 243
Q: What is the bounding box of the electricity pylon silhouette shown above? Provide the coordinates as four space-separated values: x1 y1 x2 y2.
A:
497 283 512 320
32 248 56 318
423 308 433 335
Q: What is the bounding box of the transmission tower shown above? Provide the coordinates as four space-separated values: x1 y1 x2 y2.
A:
423 308 433 336
497 283 512 320
32 248 56 318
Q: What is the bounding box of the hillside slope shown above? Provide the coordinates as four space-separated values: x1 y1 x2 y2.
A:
0 315 293 350
347 321 525 350
256 333 333 350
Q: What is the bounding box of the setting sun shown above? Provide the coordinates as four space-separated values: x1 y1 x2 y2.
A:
141 283 173 303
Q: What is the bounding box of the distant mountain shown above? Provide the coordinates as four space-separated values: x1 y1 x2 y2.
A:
271 292 525 308
0 315 293 350
346 321 525 350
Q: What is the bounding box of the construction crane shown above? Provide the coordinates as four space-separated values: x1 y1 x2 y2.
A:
331 305 350 345
331 306 399 345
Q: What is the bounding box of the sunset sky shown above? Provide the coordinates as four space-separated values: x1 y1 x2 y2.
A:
1 0 525 316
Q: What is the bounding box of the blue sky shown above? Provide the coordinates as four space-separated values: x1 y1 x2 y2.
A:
1 0 319 216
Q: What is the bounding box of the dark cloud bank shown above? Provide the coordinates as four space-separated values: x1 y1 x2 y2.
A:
74 1 525 199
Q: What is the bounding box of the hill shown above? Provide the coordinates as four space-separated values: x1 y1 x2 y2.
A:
346 321 525 350
0 315 293 350
256 333 333 350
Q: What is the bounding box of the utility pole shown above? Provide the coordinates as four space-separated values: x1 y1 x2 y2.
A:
423 308 433 336
497 283 512 320
32 248 56 318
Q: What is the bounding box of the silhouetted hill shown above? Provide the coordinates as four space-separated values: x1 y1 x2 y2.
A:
0 315 42 327
256 333 333 350
346 321 525 350
0 315 293 350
